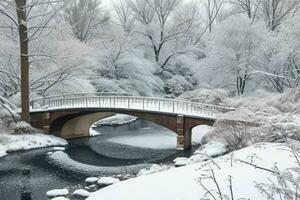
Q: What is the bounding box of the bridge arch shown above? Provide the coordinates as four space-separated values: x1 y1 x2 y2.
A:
30 109 215 150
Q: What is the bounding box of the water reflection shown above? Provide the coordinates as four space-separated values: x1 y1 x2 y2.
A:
21 168 31 200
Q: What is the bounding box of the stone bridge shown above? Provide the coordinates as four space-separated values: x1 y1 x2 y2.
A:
29 93 234 150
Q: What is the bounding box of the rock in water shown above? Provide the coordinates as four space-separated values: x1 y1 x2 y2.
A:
97 177 120 186
46 189 69 198
72 189 90 198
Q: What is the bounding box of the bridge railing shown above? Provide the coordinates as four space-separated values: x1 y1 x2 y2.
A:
30 92 133 108
30 94 235 118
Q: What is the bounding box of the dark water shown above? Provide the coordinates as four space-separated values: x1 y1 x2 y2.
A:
0 119 196 200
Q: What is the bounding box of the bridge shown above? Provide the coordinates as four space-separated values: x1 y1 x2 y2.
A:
29 93 235 150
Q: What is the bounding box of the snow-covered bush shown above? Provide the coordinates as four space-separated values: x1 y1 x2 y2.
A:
178 88 229 105
164 75 194 97
11 121 37 135
202 88 300 150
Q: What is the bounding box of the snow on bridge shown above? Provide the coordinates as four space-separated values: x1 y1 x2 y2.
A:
30 92 235 119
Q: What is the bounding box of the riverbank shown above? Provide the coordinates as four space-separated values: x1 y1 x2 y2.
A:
0 133 67 158
87 142 299 200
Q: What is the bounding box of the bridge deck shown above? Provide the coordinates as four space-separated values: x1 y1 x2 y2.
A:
30 94 235 119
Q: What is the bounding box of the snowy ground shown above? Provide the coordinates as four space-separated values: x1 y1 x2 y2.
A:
0 133 67 157
106 125 212 149
87 142 298 200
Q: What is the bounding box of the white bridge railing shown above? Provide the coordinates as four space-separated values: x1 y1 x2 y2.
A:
30 93 235 119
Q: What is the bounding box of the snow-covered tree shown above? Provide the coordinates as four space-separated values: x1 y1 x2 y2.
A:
64 0 110 42
201 16 269 95
260 14 300 92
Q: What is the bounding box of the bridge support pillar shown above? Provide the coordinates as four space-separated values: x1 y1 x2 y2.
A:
176 115 192 150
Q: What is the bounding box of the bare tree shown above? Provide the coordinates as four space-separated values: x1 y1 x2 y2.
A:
112 0 135 34
260 0 300 30
202 0 224 33
127 0 198 71
0 0 66 121
229 0 261 21
64 0 109 42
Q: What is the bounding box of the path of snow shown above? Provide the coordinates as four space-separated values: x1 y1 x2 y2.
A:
87 143 298 200
0 134 67 158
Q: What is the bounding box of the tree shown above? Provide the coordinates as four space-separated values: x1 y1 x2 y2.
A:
64 0 109 42
202 16 268 95
0 1 87 120
260 15 300 92
260 0 300 30
90 33 164 96
202 0 224 33
229 0 261 21
127 0 198 72
112 0 135 34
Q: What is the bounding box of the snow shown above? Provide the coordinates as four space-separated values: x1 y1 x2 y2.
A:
0 133 67 157
174 159 189 167
47 151 151 175
85 177 99 184
137 164 171 176
50 197 69 200
97 177 120 186
191 125 213 145
53 147 66 151
46 189 69 197
194 141 227 156
93 114 137 126
72 189 90 197
89 127 102 136
87 143 297 200
31 95 222 119
0 143 8 158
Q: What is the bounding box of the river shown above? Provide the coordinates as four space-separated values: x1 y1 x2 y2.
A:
0 119 196 200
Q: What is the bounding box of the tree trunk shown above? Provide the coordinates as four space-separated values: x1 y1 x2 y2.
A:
15 0 30 122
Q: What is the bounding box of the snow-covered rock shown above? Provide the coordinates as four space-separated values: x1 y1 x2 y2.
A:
50 197 69 200
86 184 97 191
85 177 99 184
97 177 120 186
86 142 299 200
72 189 90 197
46 189 69 197
174 159 190 167
53 147 66 151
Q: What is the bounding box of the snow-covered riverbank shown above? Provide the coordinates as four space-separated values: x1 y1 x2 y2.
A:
87 142 299 200
0 133 67 158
